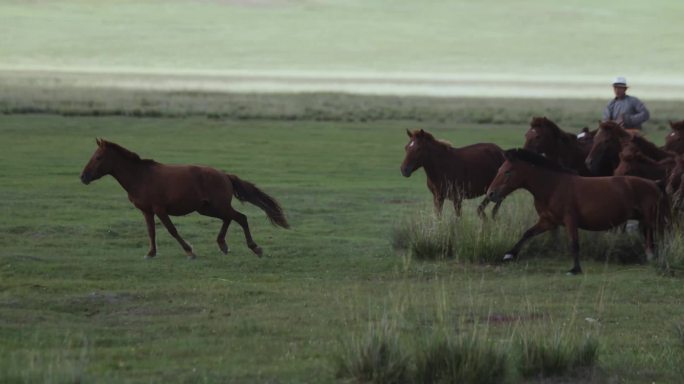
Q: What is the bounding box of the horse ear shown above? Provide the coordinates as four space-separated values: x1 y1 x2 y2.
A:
669 120 674 128
406 129 412 138
96 138 102 146
419 129 425 135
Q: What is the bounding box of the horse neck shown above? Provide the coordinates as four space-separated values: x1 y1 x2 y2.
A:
109 155 149 194
633 138 670 160
517 164 563 204
422 143 458 183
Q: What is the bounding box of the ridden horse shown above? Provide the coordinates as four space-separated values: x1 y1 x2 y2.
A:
486 149 667 274
665 120 684 154
523 117 592 175
585 121 671 176
400 129 504 218
614 138 676 181
80 139 289 259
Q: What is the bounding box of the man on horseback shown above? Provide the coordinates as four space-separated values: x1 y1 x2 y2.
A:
603 76 650 130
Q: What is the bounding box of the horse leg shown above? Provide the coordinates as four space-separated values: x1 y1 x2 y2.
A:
564 219 582 275
143 211 157 259
452 197 462 217
503 220 555 261
217 219 232 255
230 208 262 257
433 194 445 216
491 200 502 219
198 204 232 255
643 225 655 262
476 197 489 219
155 210 196 259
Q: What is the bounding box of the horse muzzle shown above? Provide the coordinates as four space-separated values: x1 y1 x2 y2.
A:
400 165 413 178
80 172 92 185
487 189 502 203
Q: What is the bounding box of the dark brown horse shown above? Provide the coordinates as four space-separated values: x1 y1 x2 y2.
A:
666 155 684 210
486 148 667 274
665 120 684 154
523 117 592 175
81 139 289 259
400 129 504 218
614 139 676 181
585 121 671 175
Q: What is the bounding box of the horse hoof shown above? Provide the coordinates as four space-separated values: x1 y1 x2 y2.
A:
252 246 263 257
144 254 155 260
218 243 230 255
566 269 582 275
502 254 514 262
186 253 197 260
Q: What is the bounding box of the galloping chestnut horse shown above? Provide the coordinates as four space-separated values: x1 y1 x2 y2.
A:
486 149 667 274
80 139 289 259
400 129 504 218
585 121 671 175
665 120 684 154
523 117 592 175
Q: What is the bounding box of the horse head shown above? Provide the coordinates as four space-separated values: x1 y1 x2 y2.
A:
523 117 560 156
81 139 115 184
585 121 629 175
486 149 530 203
665 120 684 155
401 129 437 177
614 139 646 177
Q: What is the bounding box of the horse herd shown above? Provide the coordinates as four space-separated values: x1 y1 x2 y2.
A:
80 119 684 274
401 118 684 274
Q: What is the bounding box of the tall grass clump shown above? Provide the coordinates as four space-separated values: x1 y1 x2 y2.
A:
392 194 658 265
655 223 684 275
390 196 539 263
335 317 411 384
516 331 599 380
415 331 511 384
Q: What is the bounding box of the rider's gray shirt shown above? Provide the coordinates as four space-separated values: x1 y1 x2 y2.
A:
602 95 650 129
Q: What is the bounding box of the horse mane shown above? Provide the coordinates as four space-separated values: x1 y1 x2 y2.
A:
410 129 453 149
631 135 663 155
100 140 157 165
598 121 631 139
504 148 576 174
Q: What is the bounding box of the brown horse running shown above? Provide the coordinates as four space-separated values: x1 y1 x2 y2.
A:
585 121 671 176
523 117 592 175
665 120 684 154
80 139 289 259
614 139 676 181
400 129 504 218
486 148 667 274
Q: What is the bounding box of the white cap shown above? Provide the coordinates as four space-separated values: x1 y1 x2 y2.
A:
612 76 628 87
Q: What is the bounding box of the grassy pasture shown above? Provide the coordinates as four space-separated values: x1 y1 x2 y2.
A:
1 113 684 382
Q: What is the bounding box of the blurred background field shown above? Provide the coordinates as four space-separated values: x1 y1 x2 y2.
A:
1 0 684 98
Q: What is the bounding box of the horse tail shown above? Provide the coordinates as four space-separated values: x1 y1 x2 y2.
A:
226 173 290 229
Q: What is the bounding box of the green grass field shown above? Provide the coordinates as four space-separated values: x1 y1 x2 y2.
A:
1 113 683 382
